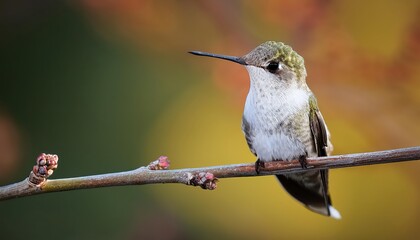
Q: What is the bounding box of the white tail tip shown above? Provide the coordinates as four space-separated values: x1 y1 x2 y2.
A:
329 206 342 219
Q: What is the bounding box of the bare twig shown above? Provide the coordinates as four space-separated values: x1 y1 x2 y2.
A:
1 146 419 201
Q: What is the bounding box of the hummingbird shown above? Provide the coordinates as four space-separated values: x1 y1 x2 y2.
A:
190 41 341 219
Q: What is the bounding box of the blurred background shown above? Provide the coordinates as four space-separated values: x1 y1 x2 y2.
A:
1 0 420 239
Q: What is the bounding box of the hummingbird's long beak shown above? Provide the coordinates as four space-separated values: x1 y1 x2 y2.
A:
189 51 247 65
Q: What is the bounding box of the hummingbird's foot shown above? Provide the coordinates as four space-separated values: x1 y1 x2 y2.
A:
299 155 308 169
255 159 265 174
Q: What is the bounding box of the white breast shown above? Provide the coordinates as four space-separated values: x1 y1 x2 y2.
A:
243 66 310 161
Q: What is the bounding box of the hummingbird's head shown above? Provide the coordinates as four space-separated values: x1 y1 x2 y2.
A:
242 41 307 80
190 41 307 83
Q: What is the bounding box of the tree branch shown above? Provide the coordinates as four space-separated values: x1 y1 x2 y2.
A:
1 146 419 201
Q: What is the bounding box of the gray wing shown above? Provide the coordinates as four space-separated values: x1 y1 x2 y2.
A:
242 117 256 156
309 101 328 157
309 95 332 214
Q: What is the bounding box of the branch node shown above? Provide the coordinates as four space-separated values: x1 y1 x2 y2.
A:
187 172 218 190
28 153 59 185
148 156 170 170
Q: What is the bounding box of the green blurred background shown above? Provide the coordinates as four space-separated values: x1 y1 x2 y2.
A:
1 0 420 239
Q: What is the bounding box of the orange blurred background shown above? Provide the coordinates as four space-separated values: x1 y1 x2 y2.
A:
1 0 420 239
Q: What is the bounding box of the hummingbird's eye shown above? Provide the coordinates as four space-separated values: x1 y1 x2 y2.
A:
266 61 279 73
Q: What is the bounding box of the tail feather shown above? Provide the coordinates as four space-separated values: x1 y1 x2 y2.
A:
276 169 340 219
320 170 330 216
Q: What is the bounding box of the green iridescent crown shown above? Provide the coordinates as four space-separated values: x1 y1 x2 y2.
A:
267 41 306 79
